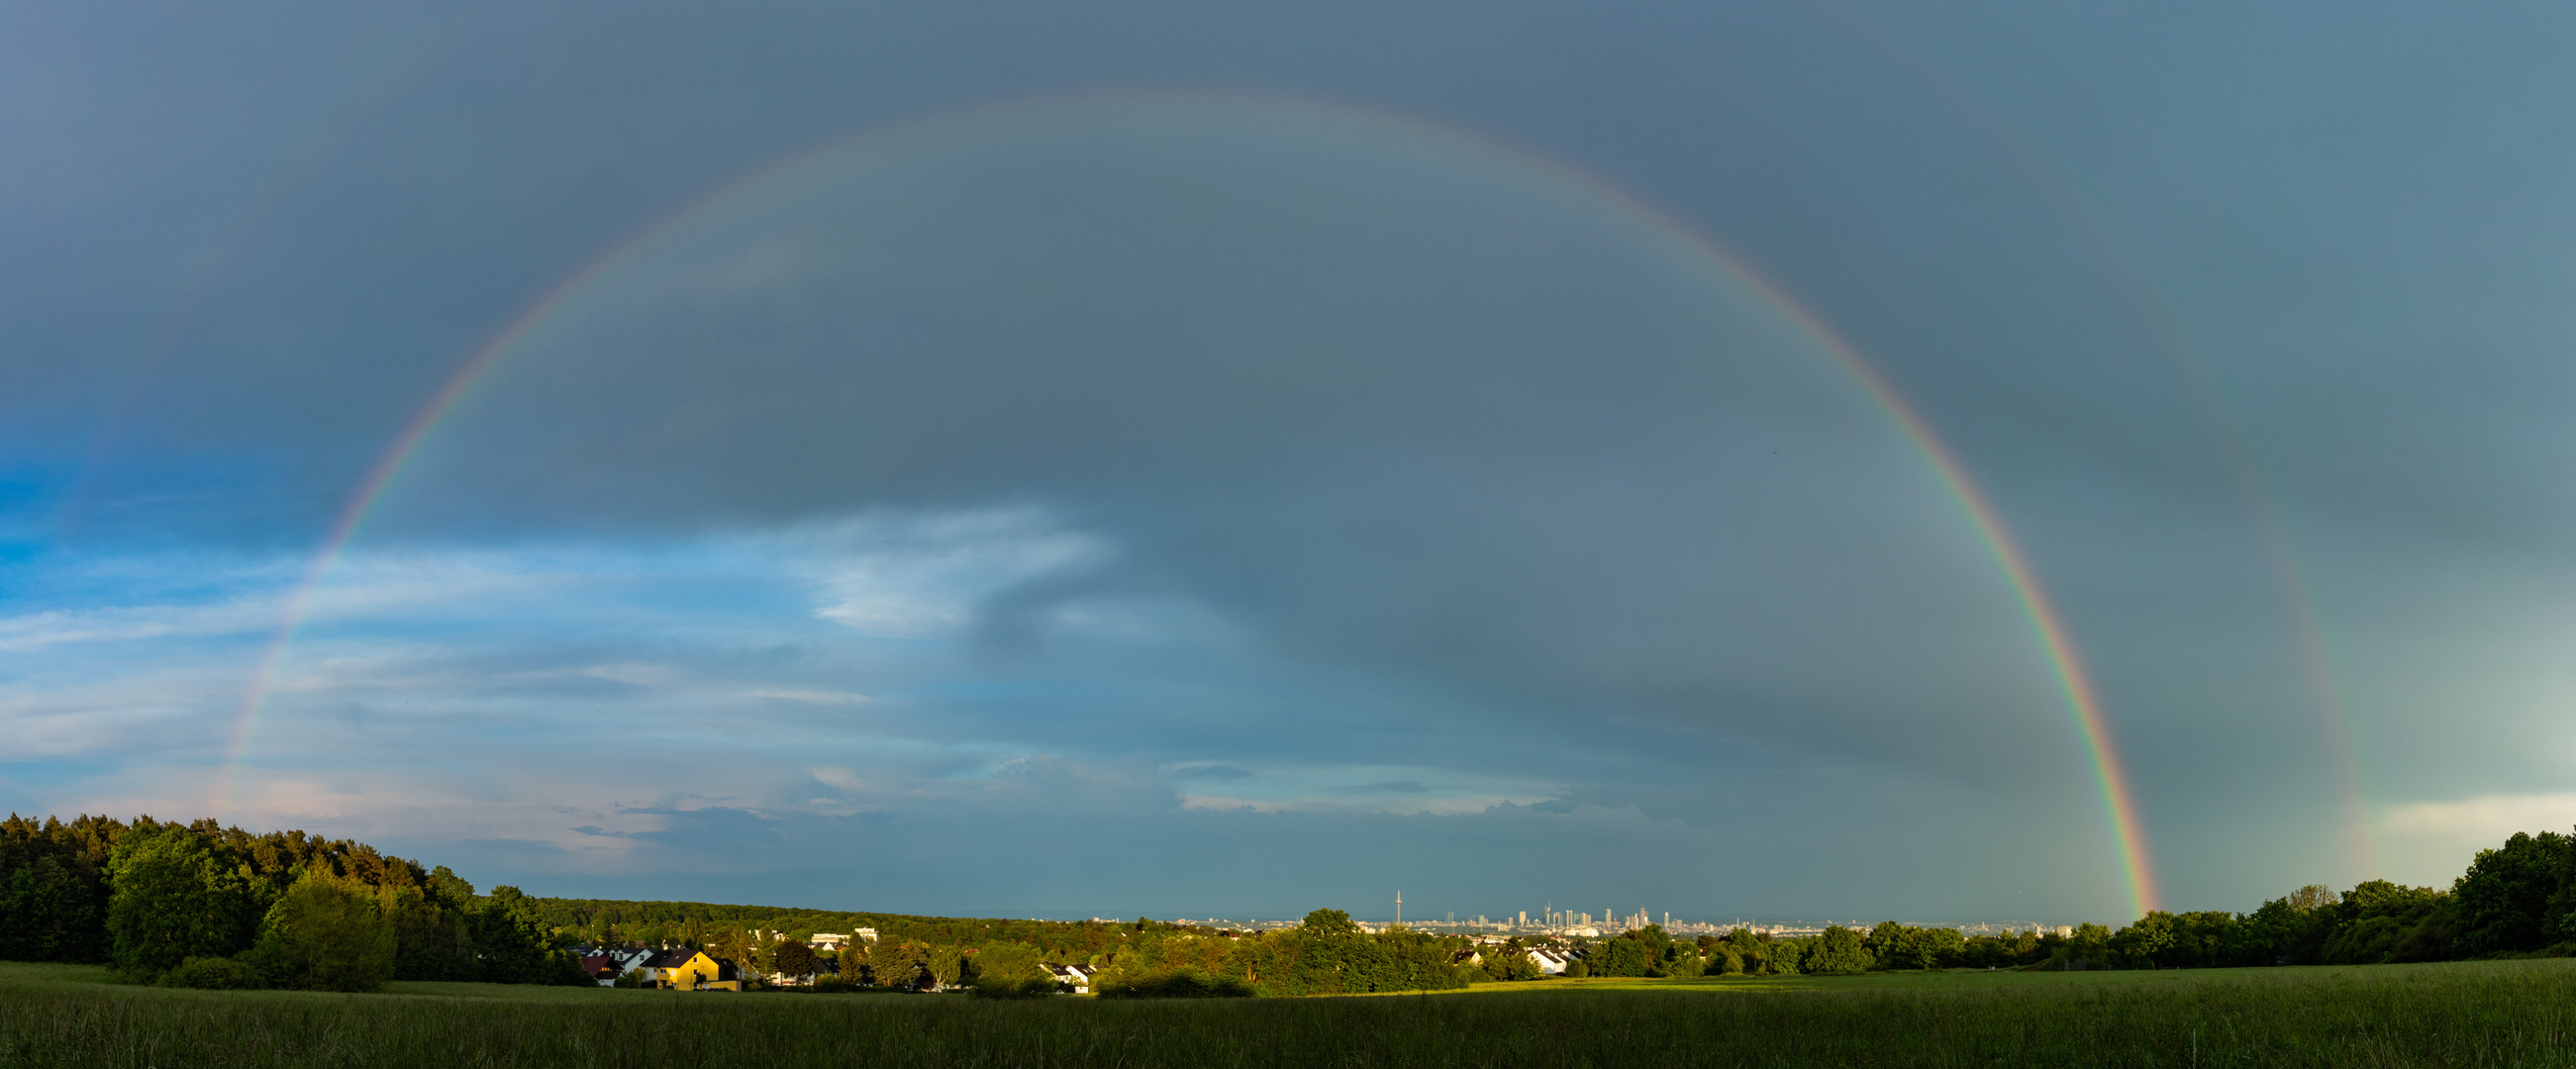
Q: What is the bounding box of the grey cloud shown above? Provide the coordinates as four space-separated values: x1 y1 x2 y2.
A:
7 0 2575 918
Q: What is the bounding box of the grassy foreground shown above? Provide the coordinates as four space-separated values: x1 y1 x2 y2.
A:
4 959 2573 1068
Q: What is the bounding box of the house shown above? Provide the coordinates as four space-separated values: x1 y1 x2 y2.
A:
1039 962 1099 995
641 948 742 991
1527 948 1575 975
587 947 658 986
767 958 835 987
809 928 878 952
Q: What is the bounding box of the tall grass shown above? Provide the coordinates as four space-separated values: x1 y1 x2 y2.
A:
3 959 2571 1067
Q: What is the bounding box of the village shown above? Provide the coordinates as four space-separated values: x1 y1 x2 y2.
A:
573 925 1605 993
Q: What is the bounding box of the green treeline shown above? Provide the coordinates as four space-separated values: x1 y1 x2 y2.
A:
1563 829 2576 977
0 815 588 992
13 812 2576 996
712 909 1464 997
530 897 1193 962
1082 909 1465 997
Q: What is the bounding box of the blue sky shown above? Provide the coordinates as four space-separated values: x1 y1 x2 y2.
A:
5 1 2576 923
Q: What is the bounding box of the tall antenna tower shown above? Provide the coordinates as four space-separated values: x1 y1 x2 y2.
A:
1395 889 1403 926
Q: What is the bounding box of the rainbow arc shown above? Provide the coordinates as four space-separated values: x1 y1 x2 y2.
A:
214 92 2158 918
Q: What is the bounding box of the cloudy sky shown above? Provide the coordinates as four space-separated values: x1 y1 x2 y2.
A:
5 1 2573 924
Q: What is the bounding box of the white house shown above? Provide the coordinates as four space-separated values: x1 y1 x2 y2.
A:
1040 962 1100 994
590 947 657 986
1528 948 1575 975
809 929 878 951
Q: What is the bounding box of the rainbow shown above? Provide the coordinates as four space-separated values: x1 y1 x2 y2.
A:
212 91 2159 918
1814 4 2374 884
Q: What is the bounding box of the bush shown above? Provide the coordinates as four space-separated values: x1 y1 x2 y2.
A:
161 954 264 990
1481 950 1541 982
105 829 262 981
256 873 396 993
967 975 1061 999
1096 968 1253 999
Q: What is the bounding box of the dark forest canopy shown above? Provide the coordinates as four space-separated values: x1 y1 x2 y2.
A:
0 814 585 991
9 814 2575 994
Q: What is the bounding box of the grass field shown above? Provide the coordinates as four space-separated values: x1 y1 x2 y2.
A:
4 959 2572 1068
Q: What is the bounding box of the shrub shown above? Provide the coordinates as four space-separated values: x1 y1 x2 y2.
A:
966 975 1060 1000
161 954 264 990
1481 950 1541 982
105 829 262 981
1096 968 1253 999
255 873 397 993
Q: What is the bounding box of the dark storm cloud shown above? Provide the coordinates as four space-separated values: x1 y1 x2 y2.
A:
4 0 2574 919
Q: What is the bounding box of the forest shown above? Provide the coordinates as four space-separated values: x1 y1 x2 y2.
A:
6 812 2573 994
0 815 586 991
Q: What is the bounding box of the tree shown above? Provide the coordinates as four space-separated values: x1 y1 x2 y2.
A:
876 940 930 990
928 944 969 989
1481 948 1540 981
1804 926 1872 975
2241 896 2320 965
473 885 587 985
2111 912 2175 968
2 853 105 964
1589 937 1655 977
971 940 1044 986
253 872 397 992
380 884 474 980
2319 882 2453 964
2453 831 2574 956
1864 922 1907 965
2066 923 2112 968
1300 909 1360 937
1766 937 1805 976
1665 945 1704 978
429 866 475 905
775 939 823 982
104 828 261 979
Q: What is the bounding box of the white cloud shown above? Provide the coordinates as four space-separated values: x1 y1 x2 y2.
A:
0 600 282 651
2379 793 2576 885
789 508 1111 637
1169 762 1564 817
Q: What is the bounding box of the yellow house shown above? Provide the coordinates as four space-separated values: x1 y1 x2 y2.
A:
641 948 741 991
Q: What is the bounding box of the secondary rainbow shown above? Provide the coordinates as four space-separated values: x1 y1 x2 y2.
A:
212 91 2160 918
1815 2 2376 885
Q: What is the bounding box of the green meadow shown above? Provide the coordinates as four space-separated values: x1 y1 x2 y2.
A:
6 958 2574 1068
